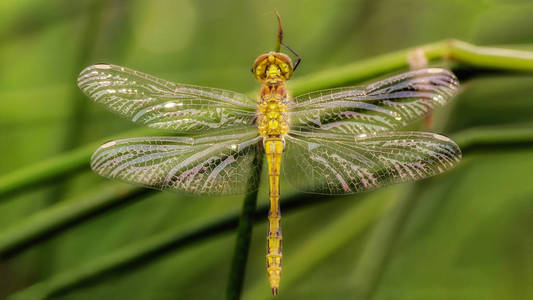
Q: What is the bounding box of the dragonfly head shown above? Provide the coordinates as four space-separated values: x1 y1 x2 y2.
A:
252 52 294 84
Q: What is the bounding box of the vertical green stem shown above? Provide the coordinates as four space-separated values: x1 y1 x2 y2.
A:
226 149 264 300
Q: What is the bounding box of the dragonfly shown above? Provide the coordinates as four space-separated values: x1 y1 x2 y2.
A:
77 14 461 296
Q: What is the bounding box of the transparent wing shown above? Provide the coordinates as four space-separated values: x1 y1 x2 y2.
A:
289 68 459 134
90 128 262 196
284 131 461 195
78 64 257 133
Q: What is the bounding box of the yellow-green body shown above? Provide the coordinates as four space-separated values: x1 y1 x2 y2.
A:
253 52 293 295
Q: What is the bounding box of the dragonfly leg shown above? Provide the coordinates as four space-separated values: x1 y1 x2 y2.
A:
250 114 258 126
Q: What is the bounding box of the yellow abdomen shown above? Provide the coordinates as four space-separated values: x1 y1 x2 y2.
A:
265 138 283 295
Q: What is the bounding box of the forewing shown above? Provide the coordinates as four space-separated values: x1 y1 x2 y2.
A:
290 68 459 134
90 129 262 196
78 64 257 133
284 131 461 195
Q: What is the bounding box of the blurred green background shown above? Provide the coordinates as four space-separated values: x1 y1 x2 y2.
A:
1 0 533 299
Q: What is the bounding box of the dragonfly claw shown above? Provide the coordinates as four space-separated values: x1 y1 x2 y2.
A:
272 287 279 295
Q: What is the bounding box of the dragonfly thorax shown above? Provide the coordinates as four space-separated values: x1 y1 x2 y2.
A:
257 85 289 137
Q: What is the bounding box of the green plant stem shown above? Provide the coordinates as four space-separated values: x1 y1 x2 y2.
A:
453 124 533 153
447 40 533 71
226 191 260 300
226 150 264 300
0 127 160 200
2 40 533 200
6 125 533 299
0 183 150 258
